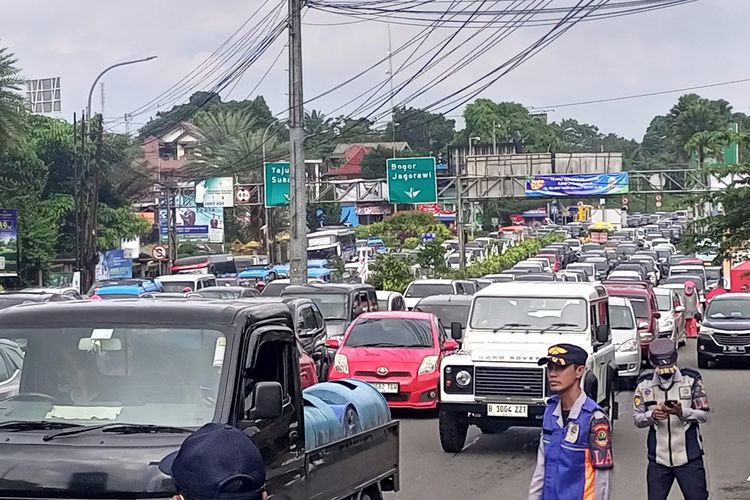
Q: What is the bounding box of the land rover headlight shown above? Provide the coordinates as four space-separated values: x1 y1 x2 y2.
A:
455 370 472 387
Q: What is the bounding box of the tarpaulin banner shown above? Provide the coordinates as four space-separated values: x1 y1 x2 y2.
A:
525 172 629 197
0 209 18 277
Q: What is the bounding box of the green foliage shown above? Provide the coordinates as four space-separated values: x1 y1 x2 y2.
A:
415 240 448 274
367 253 413 293
96 206 152 250
387 106 455 155
0 48 26 152
403 237 419 250
360 146 409 179
461 100 558 152
355 211 451 245
140 92 222 138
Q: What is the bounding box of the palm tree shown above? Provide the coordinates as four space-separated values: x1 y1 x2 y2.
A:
0 47 26 151
185 108 287 181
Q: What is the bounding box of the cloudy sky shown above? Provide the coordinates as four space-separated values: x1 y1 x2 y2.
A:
1 0 748 140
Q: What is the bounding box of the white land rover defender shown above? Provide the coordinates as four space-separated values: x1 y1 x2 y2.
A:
438 282 618 453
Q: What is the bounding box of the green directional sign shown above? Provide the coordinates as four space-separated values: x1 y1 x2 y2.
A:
264 162 290 207
387 157 437 204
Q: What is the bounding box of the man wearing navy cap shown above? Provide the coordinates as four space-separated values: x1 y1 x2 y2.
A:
528 343 613 500
159 423 267 500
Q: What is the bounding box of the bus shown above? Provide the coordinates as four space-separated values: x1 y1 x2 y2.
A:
307 227 357 261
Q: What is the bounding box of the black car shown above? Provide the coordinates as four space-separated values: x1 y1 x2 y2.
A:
413 294 472 335
0 292 78 311
698 294 750 367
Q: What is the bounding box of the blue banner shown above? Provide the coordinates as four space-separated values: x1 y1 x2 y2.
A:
525 172 629 197
0 209 18 277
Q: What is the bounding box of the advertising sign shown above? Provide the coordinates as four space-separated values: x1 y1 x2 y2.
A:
0 209 18 277
95 249 133 280
525 173 629 197
158 188 224 243
196 177 234 207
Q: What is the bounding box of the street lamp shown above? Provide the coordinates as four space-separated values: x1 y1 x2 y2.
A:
86 56 158 119
469 136 480 156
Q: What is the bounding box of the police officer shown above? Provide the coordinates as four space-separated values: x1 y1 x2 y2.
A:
528 344 613 500
633 338 710 500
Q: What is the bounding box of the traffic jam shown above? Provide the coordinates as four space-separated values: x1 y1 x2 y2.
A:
0 210 741 499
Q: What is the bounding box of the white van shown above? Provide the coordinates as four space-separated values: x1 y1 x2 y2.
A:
156 274 217 293
438 282 617 452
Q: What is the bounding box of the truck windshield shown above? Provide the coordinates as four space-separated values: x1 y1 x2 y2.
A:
345 318 433 348
0 326 226 428
470 297 587 331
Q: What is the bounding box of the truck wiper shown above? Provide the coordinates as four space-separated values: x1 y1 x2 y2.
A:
43 423 193 441
492 323 530 331
0 420 83 432
540 323 579 334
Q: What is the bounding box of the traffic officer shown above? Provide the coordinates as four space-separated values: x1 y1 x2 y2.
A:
528 344 613 500
633 338 710 500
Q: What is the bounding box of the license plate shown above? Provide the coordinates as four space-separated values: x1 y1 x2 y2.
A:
487 403 528 417
372 383 399 394
723 345 746 354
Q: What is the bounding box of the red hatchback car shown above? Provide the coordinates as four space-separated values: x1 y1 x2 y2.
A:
327 311 458 409
603 281 660 357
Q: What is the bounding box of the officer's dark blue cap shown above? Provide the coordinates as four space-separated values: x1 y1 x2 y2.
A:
159 423 265 500
538 343 588 367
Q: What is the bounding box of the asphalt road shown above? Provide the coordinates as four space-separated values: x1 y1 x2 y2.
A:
389 340 750 500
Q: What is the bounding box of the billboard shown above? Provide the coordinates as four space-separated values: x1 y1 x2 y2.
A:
196 177 234 207
0 210 18 277
158 188 224 243
96 249 133 280
525 173 629 197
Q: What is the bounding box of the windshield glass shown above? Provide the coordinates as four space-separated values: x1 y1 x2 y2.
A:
161 281 195 293
0 326 226 427
345 318 433 348
706 299 750 319
656 294 672 311
307 246 338 261
377 299 388 310
292 293 348 320
405 283 453 298
416 304 470 328
609 304 634 329
260 282 287 296
624 297 648 319
705 268 721 281
470 297 587 331
196 290 239 299
665 276 705 291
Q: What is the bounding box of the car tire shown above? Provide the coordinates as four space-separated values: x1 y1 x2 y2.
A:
439 409 468 453
697 353 710 369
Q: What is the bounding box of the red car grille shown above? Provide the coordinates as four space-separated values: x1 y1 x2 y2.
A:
354 370 411 378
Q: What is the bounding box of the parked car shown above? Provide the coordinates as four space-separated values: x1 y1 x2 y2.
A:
413 295 472 335
191 286 260 299
698 293 750 368
654 287 686 346
609 296 641 389
603 281 660 358
0 292 79 310
327 311 458 409
403 279 470 309
376 290 406 311
156 274 217 293
514 273 557 282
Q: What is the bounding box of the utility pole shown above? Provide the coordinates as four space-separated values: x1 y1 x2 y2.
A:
166 185 178 268
387 23 396 158
72 112 81 282
288 0 307 284
456 172 465 272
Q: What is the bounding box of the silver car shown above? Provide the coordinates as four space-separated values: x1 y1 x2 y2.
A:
609 296 641 389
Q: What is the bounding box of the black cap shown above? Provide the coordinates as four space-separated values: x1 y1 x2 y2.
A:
538 343 588 367
159 423 265 500
648 338 678 375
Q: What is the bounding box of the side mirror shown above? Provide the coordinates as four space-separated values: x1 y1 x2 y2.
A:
325 337 341 349
245 381 283 420
450 322 463 341
653 312 661 319
595 324 609 344
675 306 685 313
443 339 459 351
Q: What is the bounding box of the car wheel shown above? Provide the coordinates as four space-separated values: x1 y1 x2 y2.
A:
439 409 468 453
697 352 710 369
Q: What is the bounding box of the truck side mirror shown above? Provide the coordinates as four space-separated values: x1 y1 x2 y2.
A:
245 381 283 420
450 322 463 341
595 324 609 344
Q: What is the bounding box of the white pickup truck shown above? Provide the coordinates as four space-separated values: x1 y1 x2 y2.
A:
438 282 618 452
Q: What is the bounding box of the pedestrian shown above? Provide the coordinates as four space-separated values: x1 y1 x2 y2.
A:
528 343 613 500
633 338 710 500
682 280 701 338
159 423 267 500
741 284 749 293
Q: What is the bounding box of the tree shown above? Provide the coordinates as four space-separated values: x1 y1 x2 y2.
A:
415 240 448 275
360 146 398 179
139 91 221 138
385 106 455 155
666 94 731 161
461 99 558 152
0 48 26 152
367 254 413 293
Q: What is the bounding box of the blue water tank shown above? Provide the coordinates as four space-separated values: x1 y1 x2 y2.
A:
302 394 343 450
305 379 391 431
